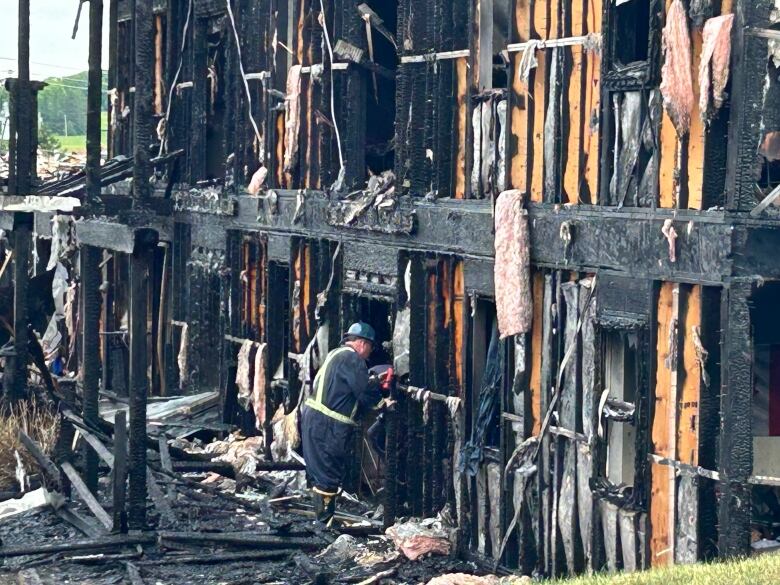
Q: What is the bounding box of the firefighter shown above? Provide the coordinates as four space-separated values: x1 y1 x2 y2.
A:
300 322 389 525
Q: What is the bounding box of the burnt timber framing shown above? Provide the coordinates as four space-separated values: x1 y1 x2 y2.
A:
2 0 780 578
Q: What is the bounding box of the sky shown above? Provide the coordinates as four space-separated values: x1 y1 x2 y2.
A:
0 0 110 86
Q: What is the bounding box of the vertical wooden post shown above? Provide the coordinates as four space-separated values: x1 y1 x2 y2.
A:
718 280 753 556
113 409 128 533
86 0 104 207
539 272 555 572
81 245 102 494
3 215 31 402
6 0 33 197
54 379 78 497
133 0 154 203
558 281 581 575
17 0 29 83
128 232 154 529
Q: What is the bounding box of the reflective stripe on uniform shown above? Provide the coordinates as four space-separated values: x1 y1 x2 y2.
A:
305 398 358 426
306 346 359 426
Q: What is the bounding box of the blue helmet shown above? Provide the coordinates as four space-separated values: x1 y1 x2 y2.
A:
343 322 376 343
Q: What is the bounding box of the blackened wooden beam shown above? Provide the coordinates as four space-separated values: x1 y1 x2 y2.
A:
383 397 399 529
717 279 753 557
61 461 113 531
171 460 304 475
82 244 103 493
158 531 322 549
337 0 367 190
632 326 653 525
54 381 77 496
133 0 154 203
226 194 753 283
724 0 775 211
56 504 106 538
0 535 156 558
189 18 208 183
86 0 104 207
17 0 29 82
3 214 31 401
18 430 61 492
407 255 426 517
138 549 294 566
75 219 173 253
6 0 33 196
113 409 129 533
128 230 157 529
697 287 721 560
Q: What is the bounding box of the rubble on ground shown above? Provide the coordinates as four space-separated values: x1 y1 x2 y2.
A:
0 387 526 584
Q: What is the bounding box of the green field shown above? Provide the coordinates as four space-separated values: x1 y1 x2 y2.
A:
52 134 88 153
551 554 780 585
50 112 109 154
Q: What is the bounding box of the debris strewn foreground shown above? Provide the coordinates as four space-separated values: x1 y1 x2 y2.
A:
0 390 516 585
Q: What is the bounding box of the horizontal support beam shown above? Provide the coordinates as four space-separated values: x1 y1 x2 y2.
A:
212 194 742 283
48 189 779 285
76 217 171 252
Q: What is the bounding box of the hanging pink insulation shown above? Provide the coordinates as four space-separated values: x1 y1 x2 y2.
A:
493 189 532 339
660 0 694 136
698 14 734 123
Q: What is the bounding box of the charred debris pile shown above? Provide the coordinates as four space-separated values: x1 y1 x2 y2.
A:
0 389 512 585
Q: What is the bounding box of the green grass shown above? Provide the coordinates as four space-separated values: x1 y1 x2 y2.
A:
50 130 108 155
550 555 780 585
53 134 88 153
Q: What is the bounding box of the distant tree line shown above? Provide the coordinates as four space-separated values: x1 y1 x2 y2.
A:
39 71 107 136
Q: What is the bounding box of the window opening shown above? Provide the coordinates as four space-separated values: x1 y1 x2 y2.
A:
603 329 638 487
611 0 650 69
362 1 398 175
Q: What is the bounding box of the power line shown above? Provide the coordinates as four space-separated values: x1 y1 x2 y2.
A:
1 78 90 91
1 70 90 90
0 76 91 92
43 83 91 92
0 56 87 72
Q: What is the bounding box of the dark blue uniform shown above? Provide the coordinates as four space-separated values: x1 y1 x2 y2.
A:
301 346 383 492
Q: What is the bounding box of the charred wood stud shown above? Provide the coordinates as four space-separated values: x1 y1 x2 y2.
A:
132 0 154 204
113 410 129 533
85 0 103 207
5 0 37 196
128 235 155 529
82 245 102 493
718 281 753 557
3 216 31 402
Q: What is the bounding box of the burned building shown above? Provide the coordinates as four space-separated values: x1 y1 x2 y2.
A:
3 0 780 580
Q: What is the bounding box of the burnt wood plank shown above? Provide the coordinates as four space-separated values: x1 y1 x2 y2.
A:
61 462 113 530
558 281 581 575
718 280 753 556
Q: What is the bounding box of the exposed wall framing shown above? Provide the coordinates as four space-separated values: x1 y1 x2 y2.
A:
2 0 779 576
